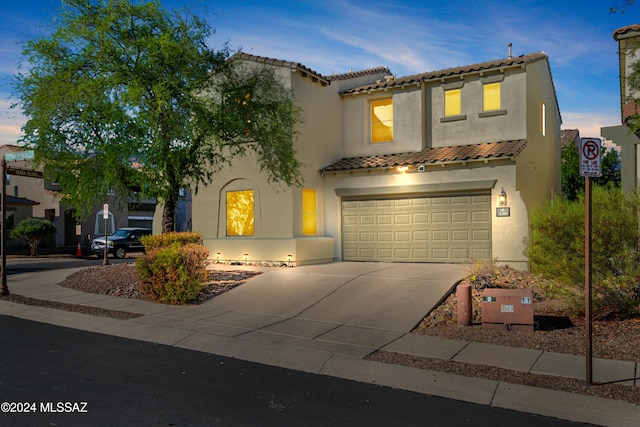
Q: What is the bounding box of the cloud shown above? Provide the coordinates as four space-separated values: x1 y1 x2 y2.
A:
0 98 24 145
562 111 620 139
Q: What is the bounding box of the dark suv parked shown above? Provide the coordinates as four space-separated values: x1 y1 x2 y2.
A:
91 227 151 259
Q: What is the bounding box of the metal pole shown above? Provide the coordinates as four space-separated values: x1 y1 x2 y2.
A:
102 216 109 266
0 157 7 295
585 175 593 385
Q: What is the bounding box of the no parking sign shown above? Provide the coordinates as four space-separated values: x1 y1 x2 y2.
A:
580 138 602 177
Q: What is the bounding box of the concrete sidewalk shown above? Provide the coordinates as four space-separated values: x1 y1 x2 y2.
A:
1 262 639 426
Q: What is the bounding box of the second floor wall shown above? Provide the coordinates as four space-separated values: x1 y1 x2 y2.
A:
339 57 546 158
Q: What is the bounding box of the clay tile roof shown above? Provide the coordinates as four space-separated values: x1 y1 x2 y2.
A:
236 52 329 85
613 24 640 39
319 140 527 173
328 66 393 81
560 129 580 148
623 99 640 122
341 52 548 95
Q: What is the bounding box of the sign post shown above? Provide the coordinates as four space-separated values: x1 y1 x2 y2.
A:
103 204 109 266
580 138 602 385
0 150 36 295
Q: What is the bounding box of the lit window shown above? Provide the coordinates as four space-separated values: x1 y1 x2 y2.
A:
371 99 393 143
302 189 317 235
539 100 546 136
445 89 461 116
483 82 501 111
226 190 254 236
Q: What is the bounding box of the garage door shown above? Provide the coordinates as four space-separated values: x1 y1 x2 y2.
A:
342 194 491 263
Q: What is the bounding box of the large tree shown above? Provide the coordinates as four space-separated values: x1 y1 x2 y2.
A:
14 0 303 232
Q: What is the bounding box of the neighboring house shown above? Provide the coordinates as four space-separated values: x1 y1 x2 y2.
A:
561 129 580 149
601 24 640 194
0 145 156 253
188 51 562 270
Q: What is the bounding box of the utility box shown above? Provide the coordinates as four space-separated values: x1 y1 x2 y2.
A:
481 288 534 333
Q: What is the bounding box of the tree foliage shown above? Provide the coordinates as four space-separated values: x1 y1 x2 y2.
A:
10 218 57 257
528 186 640 318
13 0 303 232
561 140 620 201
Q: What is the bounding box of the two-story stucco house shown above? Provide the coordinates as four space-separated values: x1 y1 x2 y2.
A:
189 51 561 270
601 24 640 193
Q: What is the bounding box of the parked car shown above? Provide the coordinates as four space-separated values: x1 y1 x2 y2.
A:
91 227 151 259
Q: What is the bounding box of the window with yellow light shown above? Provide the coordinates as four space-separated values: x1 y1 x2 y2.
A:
302 188 317 235
226 190 254 236
371 98 393 143
483 82 501 111
445 89 461 116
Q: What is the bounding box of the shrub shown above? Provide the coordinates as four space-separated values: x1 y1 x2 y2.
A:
528 186 640 318
9 218 57 256
140 231 203 252
136 241 209 304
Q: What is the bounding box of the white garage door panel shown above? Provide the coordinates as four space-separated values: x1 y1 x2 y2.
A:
342 195 491 263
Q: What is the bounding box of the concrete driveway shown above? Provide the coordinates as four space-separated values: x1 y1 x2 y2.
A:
176 262 469 357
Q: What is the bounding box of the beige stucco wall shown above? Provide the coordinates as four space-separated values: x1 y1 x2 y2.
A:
427 69 528 147
190 61 345 263
602 124 640 193
342 88 424 157
518 59 562 211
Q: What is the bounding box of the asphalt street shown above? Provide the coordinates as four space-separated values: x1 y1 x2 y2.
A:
0 315 593 427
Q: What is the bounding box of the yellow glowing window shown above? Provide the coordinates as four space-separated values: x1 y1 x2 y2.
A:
371 99 393 143
302 188 317 235
226 190 254 236
445 89 461 116
483 83 501 111
539 100 546 136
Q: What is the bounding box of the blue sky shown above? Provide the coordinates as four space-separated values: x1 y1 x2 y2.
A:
0 0 637 145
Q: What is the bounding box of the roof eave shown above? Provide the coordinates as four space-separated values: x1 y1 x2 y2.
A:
319 155 517 175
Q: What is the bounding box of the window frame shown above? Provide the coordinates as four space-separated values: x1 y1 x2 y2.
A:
483 82 501 111
302 188 317 235
444 88 462 117
370 98 394 143
226 189 255 237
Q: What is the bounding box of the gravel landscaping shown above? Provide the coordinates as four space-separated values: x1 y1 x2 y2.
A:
2 262 639 406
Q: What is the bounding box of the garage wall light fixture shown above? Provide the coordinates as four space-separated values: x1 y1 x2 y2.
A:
243 253 249 264
498 187 508 207
287 254 292 267
397 166 409 173
216 252 221 263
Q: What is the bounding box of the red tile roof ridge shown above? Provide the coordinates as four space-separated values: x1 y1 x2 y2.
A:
613 24 640 39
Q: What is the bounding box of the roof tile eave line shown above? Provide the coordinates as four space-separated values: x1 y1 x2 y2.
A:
341 52 547 95
319 140 527 173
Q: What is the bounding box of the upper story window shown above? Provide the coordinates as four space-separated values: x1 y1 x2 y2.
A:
444 89 461 116
478 74 506 118
483 82 501 111
226 189 254 236
302 188 317 235
371 98 393 143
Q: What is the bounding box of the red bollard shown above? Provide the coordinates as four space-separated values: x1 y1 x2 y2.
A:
456 283 472 326
76 242 82 257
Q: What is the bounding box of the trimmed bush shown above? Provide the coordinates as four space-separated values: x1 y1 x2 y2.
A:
136 240 209 304
10 218 56 256
140 231 203 252
528 186 640 318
